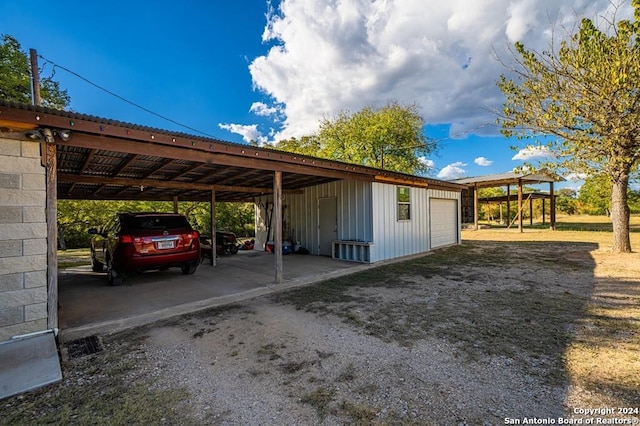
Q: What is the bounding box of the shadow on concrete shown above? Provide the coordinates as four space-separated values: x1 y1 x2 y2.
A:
58 250 367 342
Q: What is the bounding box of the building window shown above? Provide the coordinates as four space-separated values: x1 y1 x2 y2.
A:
397 186 411 221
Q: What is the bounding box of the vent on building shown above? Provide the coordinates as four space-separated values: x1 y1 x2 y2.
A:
66 335 103 359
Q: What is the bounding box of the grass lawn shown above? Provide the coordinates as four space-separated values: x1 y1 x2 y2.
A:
57 248 91 269
475 213 640 233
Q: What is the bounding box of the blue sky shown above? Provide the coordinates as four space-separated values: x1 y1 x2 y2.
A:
1 0 632 189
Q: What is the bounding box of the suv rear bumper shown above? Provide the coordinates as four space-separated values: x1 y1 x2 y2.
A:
113 249 200 272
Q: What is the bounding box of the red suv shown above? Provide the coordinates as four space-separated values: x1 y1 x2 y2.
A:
89 212 201 286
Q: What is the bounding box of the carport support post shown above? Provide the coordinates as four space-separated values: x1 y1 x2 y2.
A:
274 171 283 284
45 142 58 330
473 184 479 230
506 184 511 226
210 190 216 266
172 196 178 213
529 197 533 226
518 179 523 232
550 182 556 230
33 49 57 329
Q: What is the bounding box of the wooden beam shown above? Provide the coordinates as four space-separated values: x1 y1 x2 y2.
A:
112 153 141 177
550 182 556 230
374 175 429 188
57 173 274 194
0 105 368 174
274 171 283 284
0 119 38 131
529 195 533 226
0 105 467 190
210 190 216 266
50 133 375 181
506 184 511 226
473 184 479 230
518 179 523 232
143 158 176 179
45 143 58 330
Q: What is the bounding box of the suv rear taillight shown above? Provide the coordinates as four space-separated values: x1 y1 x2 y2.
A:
119 235 134 244
185 230 199 247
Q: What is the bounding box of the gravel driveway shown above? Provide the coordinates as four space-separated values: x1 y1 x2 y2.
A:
137 236 637 425
3 233 639 425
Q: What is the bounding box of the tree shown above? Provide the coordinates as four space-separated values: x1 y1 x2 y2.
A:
578 174 612 215
272 135 321 157
274 102 436 175
57 200 173 248
555 188 579 215
0 34 70 108
57 200 256 249
477 187 506 222
497 3 640 252
578 174 640 215
181 201 255 237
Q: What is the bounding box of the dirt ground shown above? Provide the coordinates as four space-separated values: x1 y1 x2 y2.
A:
2 228 640 425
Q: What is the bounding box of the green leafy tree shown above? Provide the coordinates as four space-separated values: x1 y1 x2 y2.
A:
0 34 70 109
273 102 436 175
497 3 640 252
578 175 612 216
477 187 505 222
578 174 640 215
57 200 172 249
555 188 579 215
272 135 321 157
181 201 255 237
58 200 256 249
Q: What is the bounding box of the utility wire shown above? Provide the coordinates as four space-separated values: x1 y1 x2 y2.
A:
38 54 216 138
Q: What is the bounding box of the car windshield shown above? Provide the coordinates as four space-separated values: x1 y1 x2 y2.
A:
122 215 191 231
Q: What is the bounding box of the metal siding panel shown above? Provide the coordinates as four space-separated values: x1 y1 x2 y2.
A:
371 183 432 262
288 184 459 262
371 183 383 262
292 180 374 257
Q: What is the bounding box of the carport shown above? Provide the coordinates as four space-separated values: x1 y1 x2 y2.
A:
454 171 565 231
0 100 445 336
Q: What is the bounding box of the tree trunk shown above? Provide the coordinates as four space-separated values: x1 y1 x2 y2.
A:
57 226 67 251
610 177 632 253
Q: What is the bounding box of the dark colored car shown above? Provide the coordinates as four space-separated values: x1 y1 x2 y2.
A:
89 212 200 286
216 231 239 255
199 231 239 261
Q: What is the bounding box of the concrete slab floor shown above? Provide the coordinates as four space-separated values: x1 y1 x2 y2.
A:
57 250 371 342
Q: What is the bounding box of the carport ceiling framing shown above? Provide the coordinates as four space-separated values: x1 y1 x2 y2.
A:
0 101 465 202
0 104 375 202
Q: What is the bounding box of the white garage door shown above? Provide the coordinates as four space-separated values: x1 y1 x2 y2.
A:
430 198 458 248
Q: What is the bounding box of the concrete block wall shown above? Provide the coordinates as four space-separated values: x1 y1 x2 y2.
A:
0 136 48 341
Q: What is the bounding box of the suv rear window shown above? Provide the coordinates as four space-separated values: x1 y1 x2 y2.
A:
121 215 192 231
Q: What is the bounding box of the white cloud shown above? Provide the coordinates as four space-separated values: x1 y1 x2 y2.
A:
249 102 281 118
218 123 266 144
512 145 553 161
474 156 493 166
564 172 588 182
249 0 632 141
420 158 435 169
437 161 467 179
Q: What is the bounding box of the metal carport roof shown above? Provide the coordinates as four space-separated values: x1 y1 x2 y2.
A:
0 100 465 202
